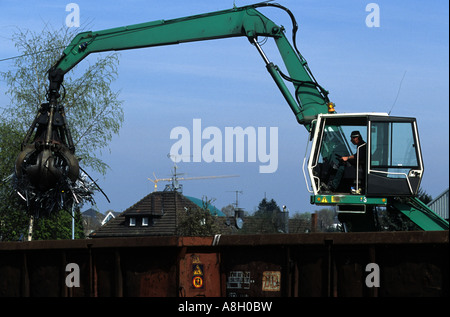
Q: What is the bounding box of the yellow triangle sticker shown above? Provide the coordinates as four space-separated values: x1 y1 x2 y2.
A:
193 265 203 276
321 197 328 203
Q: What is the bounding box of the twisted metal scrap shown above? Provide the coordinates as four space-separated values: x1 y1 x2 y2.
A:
12 169 100 217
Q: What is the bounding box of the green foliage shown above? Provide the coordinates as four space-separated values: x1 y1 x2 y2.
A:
0 121 29 241
0 199 30 241
245 197 283 234
316 208 337 232
417 187 433 205
177 198 221 236
292 212 311 221
32 208 85 240
253 197 281 217
221 204 235 218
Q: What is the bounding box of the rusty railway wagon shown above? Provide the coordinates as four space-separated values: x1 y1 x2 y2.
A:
0 231 448 297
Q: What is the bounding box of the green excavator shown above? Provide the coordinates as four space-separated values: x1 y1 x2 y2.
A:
14 2 448 231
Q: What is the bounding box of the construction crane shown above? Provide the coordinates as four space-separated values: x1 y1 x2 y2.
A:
148 164 239 192
147 172 171 192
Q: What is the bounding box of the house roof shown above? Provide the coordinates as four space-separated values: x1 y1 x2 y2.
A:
101 210 120 226
81 208 105 236
90 191 206 238
218 215 311 235
427 187 449 220
90 191 313 238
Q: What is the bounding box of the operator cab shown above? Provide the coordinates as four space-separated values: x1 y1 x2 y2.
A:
307 113 423 198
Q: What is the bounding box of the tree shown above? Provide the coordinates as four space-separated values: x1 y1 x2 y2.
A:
1 24 124 175
0 24 123 240
0 121 30 241
417 187 433 205
316 208 337 232
254 198 282 217
221 204 235 218
32 208 85 240
249 197 284 234
177 197 222 236
290 212 313 233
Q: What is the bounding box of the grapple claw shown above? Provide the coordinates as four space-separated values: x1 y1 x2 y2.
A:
13 99 86 215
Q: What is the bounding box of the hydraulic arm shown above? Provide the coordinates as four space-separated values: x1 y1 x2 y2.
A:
49 3 330 126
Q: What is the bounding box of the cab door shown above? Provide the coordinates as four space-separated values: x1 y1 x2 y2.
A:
367 116 423 196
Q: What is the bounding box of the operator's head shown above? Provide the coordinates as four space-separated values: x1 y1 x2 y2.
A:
350 130 363 144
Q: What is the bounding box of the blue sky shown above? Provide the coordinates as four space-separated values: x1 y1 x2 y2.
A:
1 0 448 215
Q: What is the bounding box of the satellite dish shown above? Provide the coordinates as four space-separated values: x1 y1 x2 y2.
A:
236 217 244 229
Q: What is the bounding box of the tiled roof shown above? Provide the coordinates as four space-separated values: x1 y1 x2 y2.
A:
90 191 200 238
81 208 105 236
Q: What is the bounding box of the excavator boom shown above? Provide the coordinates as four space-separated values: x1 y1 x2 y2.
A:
49 3 329 126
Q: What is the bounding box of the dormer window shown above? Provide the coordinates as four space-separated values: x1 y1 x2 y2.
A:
142 217 149 226
129 217 136 226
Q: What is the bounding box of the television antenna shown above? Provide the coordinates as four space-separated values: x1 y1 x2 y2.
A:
227 190 243 208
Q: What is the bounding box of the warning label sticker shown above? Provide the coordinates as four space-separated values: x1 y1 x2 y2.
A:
193 264 203 276
192 276 203 289
262 271 281 292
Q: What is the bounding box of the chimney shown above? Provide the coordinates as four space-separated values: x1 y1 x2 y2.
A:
234 208 245 219
311 213 318 232
234 208 245 229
